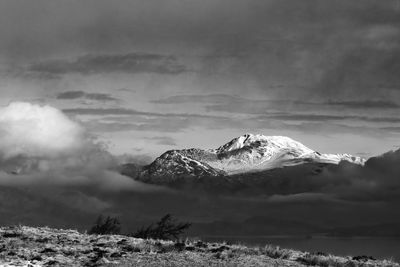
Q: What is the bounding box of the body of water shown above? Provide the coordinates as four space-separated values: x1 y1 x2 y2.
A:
202 236 400 262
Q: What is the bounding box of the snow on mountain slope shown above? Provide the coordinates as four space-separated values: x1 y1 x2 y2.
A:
208 134 318 173
317 153 366 165
214 134 314 155
206 134 365 174
139 134 365 177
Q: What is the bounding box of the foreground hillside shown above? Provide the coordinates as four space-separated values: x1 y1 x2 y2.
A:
0 226 398 267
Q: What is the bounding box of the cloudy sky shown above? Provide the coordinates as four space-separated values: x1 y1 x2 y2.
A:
0 0 399 158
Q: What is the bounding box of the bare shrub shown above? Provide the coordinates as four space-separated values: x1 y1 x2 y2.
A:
132 214 191 240
88 215 121 235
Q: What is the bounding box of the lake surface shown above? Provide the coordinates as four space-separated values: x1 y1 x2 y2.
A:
202 236 400 262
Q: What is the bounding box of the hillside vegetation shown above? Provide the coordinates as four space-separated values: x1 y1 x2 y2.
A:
0 226 398 267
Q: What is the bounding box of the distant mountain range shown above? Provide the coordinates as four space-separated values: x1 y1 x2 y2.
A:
120 133 366 191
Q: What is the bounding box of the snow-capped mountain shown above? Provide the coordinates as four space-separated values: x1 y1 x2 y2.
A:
207 134 364 174
135 134 365 181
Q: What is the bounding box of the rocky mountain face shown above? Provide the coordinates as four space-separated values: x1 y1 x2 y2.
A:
121 134 365 188
140 150 226 183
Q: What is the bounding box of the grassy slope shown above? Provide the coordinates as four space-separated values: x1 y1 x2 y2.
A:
0 226 398 267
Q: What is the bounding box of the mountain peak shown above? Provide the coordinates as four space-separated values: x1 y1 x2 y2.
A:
215 134 314 156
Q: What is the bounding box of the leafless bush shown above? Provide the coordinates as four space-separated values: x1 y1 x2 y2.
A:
132 214 191 240
88 215 121 235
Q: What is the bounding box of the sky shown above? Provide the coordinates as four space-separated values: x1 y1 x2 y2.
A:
0 0 399 159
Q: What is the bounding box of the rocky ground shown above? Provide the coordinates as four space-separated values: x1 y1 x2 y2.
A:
0 226 398 266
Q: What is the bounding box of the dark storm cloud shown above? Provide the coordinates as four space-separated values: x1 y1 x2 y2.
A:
267 193 338 204
57 91 86 99
64 108 148 116
28 53 188 76
280 121 400 136
206 100 400 115
206 102 400 119
154 94 310 106
155 95 400 121
0 0 398 155
152 94 245 104
79 112 399 138
326 100 400 109
320 149 400 202
144 137 177 146
83 116 237 133
1 0 399 103
85 120 189 133
157 95 279 115
57 90 118 101
155 94 320 115
154 94 400 125
383 127 400 133
316 46 400 99
265 114 349 122
362 117 400 123
63 107 226 119
261 113 400 123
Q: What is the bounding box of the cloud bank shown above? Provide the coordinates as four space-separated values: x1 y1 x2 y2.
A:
27 53 188 76
0 102 164 193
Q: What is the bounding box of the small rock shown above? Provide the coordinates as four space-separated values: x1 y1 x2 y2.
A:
122 245 141 252
41 247 57 253
46 259 59 265
185 246 195 251
36 237 50 243
117 239 127 245
31 255 43 261
3 232 20 238
7 251 17 256
110 252 121 258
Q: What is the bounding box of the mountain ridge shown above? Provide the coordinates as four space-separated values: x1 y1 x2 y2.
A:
121 133 366 188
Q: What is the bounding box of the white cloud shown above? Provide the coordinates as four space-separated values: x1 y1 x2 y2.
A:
0 102 86 159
